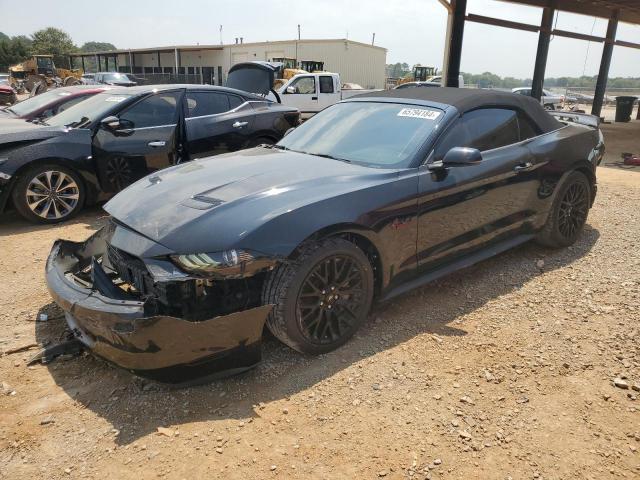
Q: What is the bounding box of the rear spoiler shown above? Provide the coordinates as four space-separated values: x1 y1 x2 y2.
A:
549 111 600 128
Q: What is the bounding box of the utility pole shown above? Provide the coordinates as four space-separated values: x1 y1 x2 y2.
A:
371 33 375 45
219 25 223 45
297 24 301 40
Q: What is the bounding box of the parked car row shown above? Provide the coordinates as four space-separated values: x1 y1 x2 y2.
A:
0 82 299 223
1 64 605 385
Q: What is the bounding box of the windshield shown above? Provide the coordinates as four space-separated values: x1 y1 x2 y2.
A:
103 73 133 82
46 92 132 128
278 102 443 168
7 90 74 116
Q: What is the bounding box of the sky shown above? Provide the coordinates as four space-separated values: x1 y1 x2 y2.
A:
0 0 638 78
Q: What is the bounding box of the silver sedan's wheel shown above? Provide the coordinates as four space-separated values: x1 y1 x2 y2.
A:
25 170 80 220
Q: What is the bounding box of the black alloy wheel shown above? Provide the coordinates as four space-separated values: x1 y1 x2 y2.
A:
296 254 367 345
536 171 591 248
105 157 133 191
263 237 374 355
557 181 589 239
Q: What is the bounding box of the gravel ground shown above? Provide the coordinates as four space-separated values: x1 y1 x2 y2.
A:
0 166 639 480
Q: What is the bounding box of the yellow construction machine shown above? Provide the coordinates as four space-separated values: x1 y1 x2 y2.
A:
396 65 438 86
9 55 83 95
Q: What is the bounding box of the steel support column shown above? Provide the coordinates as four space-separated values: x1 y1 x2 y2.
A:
96 55 101 71
157 50 161 70
592 10 619 117
531 7 554 101
445 0 467 87
81 56 85 71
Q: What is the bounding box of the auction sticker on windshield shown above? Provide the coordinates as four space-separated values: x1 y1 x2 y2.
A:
104 96 127 103
397 108 441 120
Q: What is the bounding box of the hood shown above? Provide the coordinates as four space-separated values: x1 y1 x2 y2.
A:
226 62 281 97
0 108 17 119
0 118 68 142
105 148 396 254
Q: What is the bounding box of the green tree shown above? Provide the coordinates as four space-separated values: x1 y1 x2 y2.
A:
0 35 33 71
80 41 116 53
31 27 77 68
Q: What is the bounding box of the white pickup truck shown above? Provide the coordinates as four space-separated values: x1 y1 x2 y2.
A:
275 72 378 118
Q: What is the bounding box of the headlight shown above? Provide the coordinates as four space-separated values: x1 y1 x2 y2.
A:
171 249 275 278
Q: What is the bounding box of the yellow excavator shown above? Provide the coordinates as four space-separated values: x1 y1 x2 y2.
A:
396 65 438 86
9 55 83 95
271 58 326 89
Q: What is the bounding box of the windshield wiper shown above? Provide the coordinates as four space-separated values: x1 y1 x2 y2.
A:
66 116 90 129
267 144 289 151
4 107 17 115
30 118 49 126
311 152 352 163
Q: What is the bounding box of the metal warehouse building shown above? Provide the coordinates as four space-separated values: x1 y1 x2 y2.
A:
70 39 387 89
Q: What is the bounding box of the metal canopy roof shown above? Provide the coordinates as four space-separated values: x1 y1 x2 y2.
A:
498 0 640 25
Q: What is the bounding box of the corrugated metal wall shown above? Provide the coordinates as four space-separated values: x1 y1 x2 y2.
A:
224 40 387 89
113 40 387 89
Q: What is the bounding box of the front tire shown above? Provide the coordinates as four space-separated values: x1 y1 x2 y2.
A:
536 171 590 248
12 164 86 224
262 238 374 355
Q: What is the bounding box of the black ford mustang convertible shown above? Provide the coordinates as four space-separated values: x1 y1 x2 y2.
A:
46 88 604 384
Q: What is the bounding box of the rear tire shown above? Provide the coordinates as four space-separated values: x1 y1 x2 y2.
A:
262 238 374 355
535 171 590 248
12 163 86 224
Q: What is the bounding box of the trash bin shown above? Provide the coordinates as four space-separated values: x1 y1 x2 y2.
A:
615 96 637 122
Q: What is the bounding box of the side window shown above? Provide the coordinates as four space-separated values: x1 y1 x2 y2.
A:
186 92 230 118
289 77 316 94
434 108 519 158
319 76 334 94
517 111 540 141
463 109 518 151
227 94 244 110
119 92 180 128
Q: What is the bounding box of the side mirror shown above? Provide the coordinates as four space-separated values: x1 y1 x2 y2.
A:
100 115 121 130
442 147 482 166
284 127 295 137
286 86 296 94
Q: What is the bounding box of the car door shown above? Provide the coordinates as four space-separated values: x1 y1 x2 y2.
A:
317 75 340 110
92 90 182 192
282 75 318 114
417 108 540 272
184 90 255 158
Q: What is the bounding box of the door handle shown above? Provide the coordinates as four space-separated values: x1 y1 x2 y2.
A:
514 162 534 173
148 141 166 147
232 121 248 128
311 96 318 100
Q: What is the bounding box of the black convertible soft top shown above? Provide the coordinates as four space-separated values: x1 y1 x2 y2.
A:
358 87 562 133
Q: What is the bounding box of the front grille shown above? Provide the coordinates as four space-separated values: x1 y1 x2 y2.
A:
106 243 153 295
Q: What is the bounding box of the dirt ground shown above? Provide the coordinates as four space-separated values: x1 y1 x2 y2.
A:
1 166 640 478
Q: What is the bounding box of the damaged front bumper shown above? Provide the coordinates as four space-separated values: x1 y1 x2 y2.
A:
45 231 273 384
